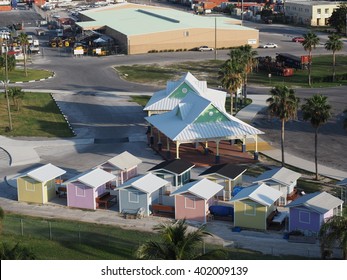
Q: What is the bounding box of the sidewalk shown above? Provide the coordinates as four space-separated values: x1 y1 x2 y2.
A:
0 135 94 167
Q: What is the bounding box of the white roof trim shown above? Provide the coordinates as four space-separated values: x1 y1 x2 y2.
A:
26 163 66 183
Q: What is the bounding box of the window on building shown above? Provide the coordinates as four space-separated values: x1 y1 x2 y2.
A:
76 185 86 197
299 210 310 224
317 8 321 14
325 8 329 14
128 191 139 203
25 182 35 192
244 202 256 216
185 196 196 209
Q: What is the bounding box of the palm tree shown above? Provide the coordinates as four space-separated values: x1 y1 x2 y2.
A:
135 219 226 260
239 44 258 101
8 87 25 111
18 32 29 77
219 51 244 115
324 33 343 82
267 85 300 167
301 94 331 180
319 215 347 260
302 31 320 86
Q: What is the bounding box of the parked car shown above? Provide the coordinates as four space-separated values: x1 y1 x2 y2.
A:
260 43 278 48
198 46 214 51
292 37 305 43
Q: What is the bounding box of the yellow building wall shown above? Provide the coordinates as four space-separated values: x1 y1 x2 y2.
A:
234 199 267 230
17 177 44 204
43 179 57 203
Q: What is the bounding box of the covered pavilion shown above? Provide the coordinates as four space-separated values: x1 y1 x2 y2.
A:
145 92 264 164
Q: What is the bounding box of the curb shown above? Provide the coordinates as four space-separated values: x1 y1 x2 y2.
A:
50 93 77 137
8 71 55 84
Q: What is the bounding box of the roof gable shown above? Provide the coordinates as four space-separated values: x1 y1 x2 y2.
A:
169 82 194 99
194 104 229 123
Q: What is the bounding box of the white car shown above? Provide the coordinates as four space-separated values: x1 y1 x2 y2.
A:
261 43 278 48
198 46 214 51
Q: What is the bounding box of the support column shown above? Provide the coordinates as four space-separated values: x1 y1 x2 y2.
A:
242 136 246 153
215 140 220 163
175 141 181 159
157 130 162 151
149 125 154 146
254 135 259 160
205 141 209 155
166 137 171 159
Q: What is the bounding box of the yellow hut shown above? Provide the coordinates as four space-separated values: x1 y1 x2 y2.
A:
17 163 66 204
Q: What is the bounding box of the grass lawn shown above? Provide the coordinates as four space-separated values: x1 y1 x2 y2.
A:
0 91 74 137
1 213 311 260
0 68 53 83
115 55 347 88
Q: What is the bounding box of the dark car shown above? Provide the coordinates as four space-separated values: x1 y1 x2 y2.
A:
292 37 305 43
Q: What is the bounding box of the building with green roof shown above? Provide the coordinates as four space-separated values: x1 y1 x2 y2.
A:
77 2 259 54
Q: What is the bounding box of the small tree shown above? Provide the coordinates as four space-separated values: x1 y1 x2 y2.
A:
301 94 331 180
135 219 226 260
239 44 258 101
328 3 347 33
324 33 343 82
8 87 25 111
267 85 300 167
302 31 320 86
218 58 243 115
18 32 29 77
319 216 347 260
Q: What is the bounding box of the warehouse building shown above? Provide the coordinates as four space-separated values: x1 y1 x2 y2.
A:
77 2 259 55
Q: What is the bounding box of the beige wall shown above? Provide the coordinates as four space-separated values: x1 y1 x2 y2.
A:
285 2 338 26
125 28 258 55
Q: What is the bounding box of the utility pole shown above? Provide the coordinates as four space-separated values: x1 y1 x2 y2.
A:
214 16 217 60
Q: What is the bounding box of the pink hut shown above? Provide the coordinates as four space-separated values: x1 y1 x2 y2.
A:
170 178 223 223
66 168 116 210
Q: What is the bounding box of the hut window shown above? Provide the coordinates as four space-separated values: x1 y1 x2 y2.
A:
76 185 86 197
185 196 196 209
299 210 310 224
244 202 256 216
25 182 35 192
129 191 139 203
